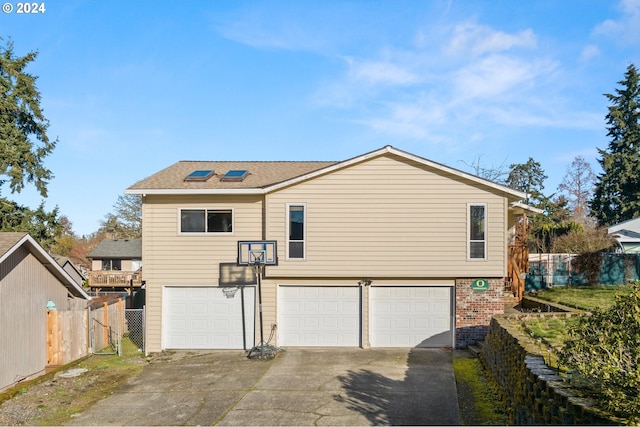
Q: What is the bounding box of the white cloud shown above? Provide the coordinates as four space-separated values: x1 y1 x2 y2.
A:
345 57 420 86
446 22 537 57
593 0 640 44
580 44 601 62
452 55 557 101
316 16 599 147
217 19 325 51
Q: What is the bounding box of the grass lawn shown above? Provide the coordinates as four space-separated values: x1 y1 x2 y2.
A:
0 337 145 426
521 283 636 367
531 284 634 311
453 354 508 425
522 316 580 350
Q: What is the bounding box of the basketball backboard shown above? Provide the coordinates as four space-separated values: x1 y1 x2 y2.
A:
218 262 256 287
237 241 278 266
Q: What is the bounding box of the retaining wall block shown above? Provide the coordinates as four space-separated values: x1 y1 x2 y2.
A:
480 315 620 425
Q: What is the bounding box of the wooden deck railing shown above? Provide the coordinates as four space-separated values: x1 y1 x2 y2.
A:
88 270 142 288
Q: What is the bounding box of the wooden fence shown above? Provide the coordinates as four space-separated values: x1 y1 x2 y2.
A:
89 299 126 354
46 309 88 367
46 297 126 368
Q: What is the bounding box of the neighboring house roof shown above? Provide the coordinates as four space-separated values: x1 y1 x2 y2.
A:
126 146 532 206
52 255 82 272
610 228 640 243
0 232 90 299
87 239 142 259
51 254 86 286
608 217 640 252
609 216 640 235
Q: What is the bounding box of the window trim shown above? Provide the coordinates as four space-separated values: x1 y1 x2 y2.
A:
286 203 306 260
178 207 235 235
467 203 487 261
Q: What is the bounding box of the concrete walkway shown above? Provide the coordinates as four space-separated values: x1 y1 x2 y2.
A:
68 348 460 426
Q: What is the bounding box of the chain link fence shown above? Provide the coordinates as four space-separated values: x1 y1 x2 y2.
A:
125 308 145 351
88 297 145 354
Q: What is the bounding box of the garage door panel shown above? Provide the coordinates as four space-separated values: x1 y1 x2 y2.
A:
164 286 255 350
303 301 320 313
371 287 453 348
433 302 450 314
322 301 339 312
279 286 359 347
342 317 358 328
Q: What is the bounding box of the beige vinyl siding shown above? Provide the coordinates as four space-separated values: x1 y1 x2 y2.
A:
141 194 263 352
0 247 75 391
266 154 508 278
257 279 277 342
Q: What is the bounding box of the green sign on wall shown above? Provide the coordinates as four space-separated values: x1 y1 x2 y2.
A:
471 279 489 293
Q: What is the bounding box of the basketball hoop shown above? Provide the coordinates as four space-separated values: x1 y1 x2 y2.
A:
237 240 279 359
222 286 239 299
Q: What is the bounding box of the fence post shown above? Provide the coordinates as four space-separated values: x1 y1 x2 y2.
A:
46 310 59 366
103 302 109 348
119 298 125 340
85 308 90 354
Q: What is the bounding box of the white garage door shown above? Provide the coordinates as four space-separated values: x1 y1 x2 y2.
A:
164 286 255 350
278 286 360 346
370 287 452 348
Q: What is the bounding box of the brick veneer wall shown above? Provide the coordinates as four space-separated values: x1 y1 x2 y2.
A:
481 315 619 425
455 278 505 348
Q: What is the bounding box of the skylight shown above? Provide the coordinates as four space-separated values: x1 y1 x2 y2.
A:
184 170 215 182
221 169 249 182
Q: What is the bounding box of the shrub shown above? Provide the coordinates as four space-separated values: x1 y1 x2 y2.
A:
559 282 640 423
552 227 617 285
551 226 615 254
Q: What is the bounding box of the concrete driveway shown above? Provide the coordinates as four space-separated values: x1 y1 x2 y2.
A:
68 348 460 426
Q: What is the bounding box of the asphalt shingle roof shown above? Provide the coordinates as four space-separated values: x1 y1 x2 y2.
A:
87 239 142 259
0 232 28 258
127 161 338 191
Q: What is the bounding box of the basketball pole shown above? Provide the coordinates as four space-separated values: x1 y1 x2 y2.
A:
238 241 278 359
254 262 265 359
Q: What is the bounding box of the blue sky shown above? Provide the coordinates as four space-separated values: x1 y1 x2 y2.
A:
2 0 639 236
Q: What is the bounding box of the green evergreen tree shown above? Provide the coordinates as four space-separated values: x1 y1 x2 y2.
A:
0 39 61 249
506 158 584 252
590 64 640 226
506 157 547 206
0 39 56 197
0 199 61 250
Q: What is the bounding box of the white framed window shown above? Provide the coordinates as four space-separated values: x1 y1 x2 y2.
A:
468 203 487 260
102 259 121 271
179 208 234 234
286 203 306 260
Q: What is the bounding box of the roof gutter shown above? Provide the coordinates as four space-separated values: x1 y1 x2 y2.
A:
510 201 544 215
125 188 266 195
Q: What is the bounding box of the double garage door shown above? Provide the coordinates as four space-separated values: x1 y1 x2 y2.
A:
163 285 452 349
164 286 255 350
278 286 453 348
